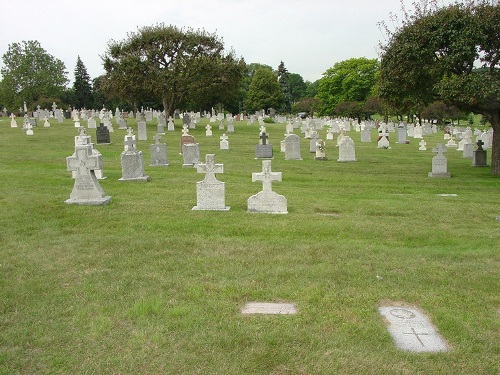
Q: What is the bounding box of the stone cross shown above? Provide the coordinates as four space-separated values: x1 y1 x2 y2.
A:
476 139 484 151
182 124 189 135
126 127 134 137
67 146 100 176
196 154 223 184
124 136 135 151
259 125 266 134
432 143 447 156
153 133 162 144
79 127 86 137
260 132 269 145
220 134 228 142
252 160 281 193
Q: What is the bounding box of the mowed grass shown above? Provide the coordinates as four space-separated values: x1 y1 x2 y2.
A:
0 116 498 374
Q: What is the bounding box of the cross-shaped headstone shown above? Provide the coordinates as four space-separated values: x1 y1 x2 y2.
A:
432 143 446 155
126 127 134 137
260 132 269 145
419 139 426 148
182 124 189 136
124 135 135 151
153 133 162 144
476 139 484 151
67 146 100 176
196 154 223 184
252 160 281 193
79 127 86 137
220 134 228 142
259 125 266 134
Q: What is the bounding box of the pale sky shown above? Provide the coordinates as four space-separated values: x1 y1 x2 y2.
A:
1 0 452 83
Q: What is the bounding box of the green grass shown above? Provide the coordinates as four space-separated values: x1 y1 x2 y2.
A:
0 116 498 374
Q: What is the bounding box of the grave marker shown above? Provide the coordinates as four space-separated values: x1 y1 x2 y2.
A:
248 160 287 214
428 143 451 178
192 154 229 211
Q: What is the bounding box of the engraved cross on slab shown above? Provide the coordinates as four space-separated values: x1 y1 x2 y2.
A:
153 133 162 144
252 160 281 193
196 154 223 184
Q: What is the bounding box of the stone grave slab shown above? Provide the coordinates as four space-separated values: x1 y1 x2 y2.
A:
379 306 448 352
241 302 297 315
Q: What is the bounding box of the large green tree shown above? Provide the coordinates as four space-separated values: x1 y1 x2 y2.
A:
72 56 93 109
0 40 68 110
102 24 244 115
379 0 500 174
317 57 379 119
243 67 284 113
288 73 307 102
277 61 292 113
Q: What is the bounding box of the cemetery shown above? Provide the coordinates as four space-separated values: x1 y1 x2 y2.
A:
0 114 498 374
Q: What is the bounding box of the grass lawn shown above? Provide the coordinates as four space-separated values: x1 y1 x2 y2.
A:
0 116 498 374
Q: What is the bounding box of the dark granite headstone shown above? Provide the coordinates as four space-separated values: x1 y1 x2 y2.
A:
472 140 487 167
96 123 111 144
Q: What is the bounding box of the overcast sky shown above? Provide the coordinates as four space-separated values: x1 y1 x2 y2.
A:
1 0 452 83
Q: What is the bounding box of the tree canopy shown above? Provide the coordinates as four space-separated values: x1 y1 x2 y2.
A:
0 40 68 111
72 56 93 109
379 0 500 174
317 57 379 119
102 24 244 115
243 67 284 113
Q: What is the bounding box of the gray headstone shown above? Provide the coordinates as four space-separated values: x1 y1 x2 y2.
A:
119 136 150 181
137 121 147 141
182 143 200 168
65 144 111 205
284 134 302 160
150 134 168 166
338 136 356 162
248 160 287 214
472 140 487 167
255 144 273 159
96 123 111 144
379 306 448 352
192 154 229 211
428 143 450 178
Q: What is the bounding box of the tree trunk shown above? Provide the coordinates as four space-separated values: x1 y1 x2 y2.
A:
490 111 500 175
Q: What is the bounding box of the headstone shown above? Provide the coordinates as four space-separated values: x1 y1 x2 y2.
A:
205 124 213 137
472 140 487 167
119 136 150 181
284 134 302 160
309 132 319 153
192 154 229 211
428 143 451 178
379 306 448 352
43 117 50 128
25 123 34 136
10 114 17 128
96 123 111 144
314 139 327 161
182 143 200 168
247 160 287 214
418 139 427 151
338 136 356 162
167 116 175 131
396 126 407 143
137 121 147 141
220 134 229 150
377 128 391 149
361 127 371 142
72 127 106 180
87 117 96 129
150 133 168 166
181 132 195 154
227 119 234 133
65 144 111 205
241 302 296 315
255 132 273 159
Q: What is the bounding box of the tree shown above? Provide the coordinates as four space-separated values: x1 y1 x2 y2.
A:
288 73 307 102
277 61 292 113
291 97 322 117
379 0 500 174
72 56 93 109
244 67 284 113
0 40 68 110
420 101 465 124
317 57 379 120
102 24 244 116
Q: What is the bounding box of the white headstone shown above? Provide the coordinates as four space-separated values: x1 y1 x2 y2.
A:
247 160 287 214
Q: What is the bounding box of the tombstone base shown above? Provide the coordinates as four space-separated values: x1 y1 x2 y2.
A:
182 163 197 168
315 156 328 161
248 191 288 214
119 176 151 182
428 172 451 178
65 196 111 205
149 163 169 167
192 206 230 211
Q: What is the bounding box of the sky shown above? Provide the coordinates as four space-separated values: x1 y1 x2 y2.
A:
1 0 451 83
